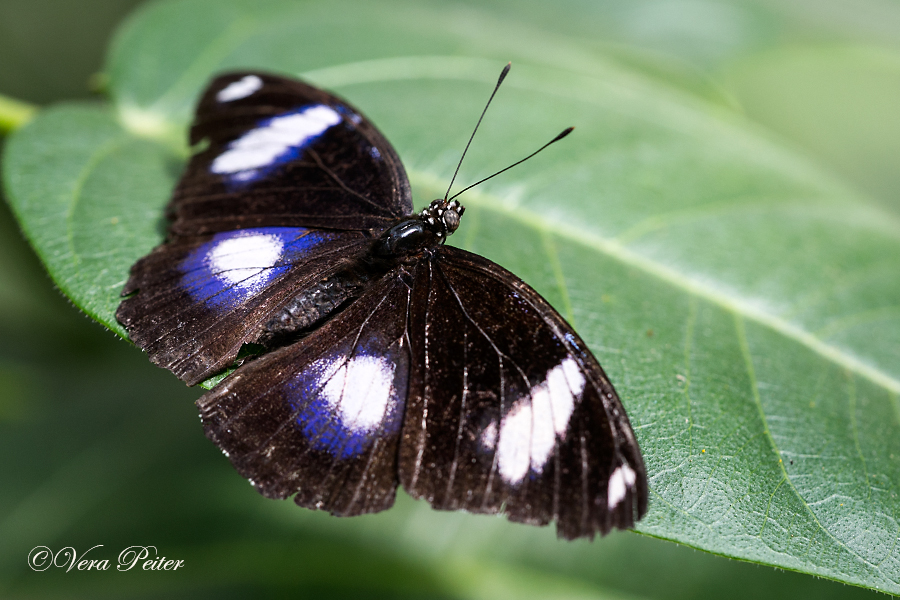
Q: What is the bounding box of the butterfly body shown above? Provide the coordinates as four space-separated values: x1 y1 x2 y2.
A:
117 71 647 539
255 198 461 346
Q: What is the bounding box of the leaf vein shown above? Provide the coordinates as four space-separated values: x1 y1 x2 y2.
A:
65 136 131 268
539 228 574 325
735 313 885 573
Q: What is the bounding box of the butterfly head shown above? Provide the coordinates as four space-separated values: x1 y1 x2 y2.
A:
421 199 465 237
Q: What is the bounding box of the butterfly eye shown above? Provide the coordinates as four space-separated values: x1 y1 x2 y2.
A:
441 209 460 233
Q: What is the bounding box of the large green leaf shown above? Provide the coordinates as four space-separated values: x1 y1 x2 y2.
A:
3 0 899 594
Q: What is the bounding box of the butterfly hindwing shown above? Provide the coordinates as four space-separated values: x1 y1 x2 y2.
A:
170 72 413 235
399 246 647 539
196 273 412 515
116 227 369 385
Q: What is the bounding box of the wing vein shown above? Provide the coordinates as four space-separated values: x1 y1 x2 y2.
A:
307 148 391 214
444 328 468 505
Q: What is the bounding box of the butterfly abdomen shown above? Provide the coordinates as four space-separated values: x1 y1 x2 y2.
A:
259 264 375 344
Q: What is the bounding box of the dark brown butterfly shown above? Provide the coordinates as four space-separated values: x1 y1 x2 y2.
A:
116 66 647 539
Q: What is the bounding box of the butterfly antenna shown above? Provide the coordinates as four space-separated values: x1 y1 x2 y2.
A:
443 62 511 202
448 126 574 201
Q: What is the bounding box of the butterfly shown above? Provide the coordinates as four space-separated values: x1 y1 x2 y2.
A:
116 66 647 539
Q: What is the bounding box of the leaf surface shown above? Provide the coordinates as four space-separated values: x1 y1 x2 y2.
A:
2 0 899 593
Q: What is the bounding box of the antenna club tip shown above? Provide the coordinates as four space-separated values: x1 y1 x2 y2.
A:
553 127 575 142
498 62 511 83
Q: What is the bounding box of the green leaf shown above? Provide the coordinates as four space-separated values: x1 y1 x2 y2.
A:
2 103 178 338
2 0 899 594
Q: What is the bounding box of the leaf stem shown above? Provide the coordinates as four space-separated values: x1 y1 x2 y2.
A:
0 94 38 135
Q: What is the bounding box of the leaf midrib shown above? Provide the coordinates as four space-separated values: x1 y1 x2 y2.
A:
409 171 900 396
109 47 899 405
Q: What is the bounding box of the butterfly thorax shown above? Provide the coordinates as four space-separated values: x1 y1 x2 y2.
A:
371 199 465 260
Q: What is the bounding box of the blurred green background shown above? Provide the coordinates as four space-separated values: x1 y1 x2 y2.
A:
1 0 898 598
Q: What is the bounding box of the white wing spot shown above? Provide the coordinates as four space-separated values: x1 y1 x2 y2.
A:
216 74 263 102
496 358 585 485
607 464 637 509
321 355 395 433
547 357 584 436
211 104 342 175
497 401 532 484
208 231 284 293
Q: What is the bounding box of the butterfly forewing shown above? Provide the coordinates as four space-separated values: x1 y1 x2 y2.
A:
117 226 369 385
197 273 412 515
170 72 413 235
399 246 647 539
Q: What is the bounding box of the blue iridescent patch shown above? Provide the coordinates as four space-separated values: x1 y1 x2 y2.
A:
210 104 344 187
334 103 362 125
285 342 406 459
180 227 335 309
